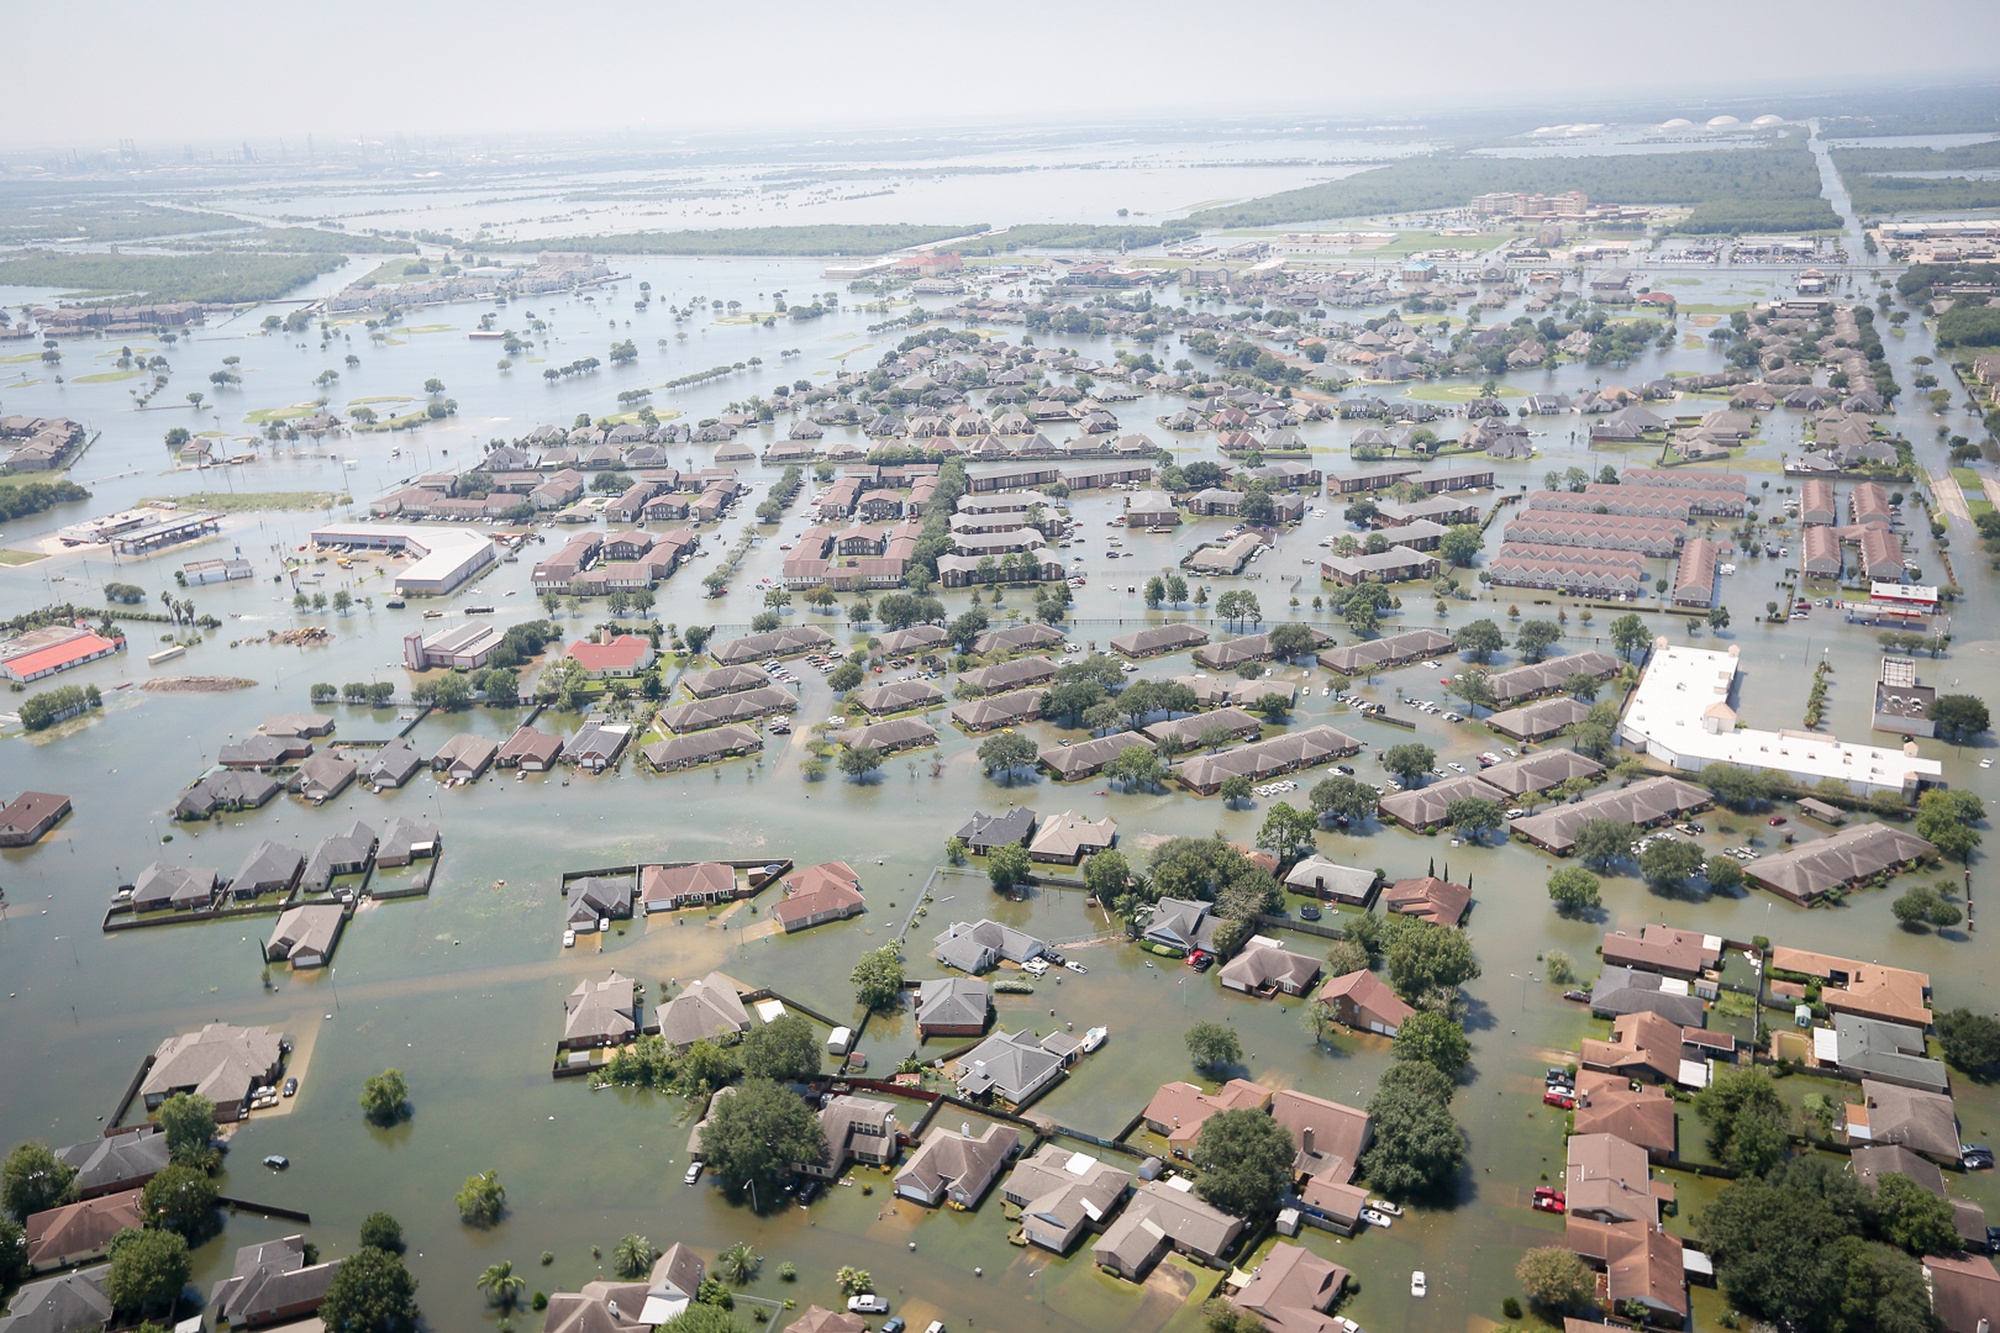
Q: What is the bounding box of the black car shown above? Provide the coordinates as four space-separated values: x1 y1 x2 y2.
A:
1334 765 1355 776
1298 904 1322 921
1546 1067 1571 1086
1190 953 1215 972
1963 1143 1995 1170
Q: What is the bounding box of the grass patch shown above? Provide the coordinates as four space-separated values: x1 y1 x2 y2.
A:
142 491 349 514
0 352 44 365
72 369 145 384
347 395 413 406
0 548 48 566
245 403 321 424
1406 382 1527 401
0 250 346 303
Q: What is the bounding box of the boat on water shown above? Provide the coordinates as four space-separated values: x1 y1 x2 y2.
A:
1079 1026 1108 1053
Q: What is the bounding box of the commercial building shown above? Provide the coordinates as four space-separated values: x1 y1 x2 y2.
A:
309 524 496 596
1619 642 1942 798
1511 776 1712 854
403 623 504 671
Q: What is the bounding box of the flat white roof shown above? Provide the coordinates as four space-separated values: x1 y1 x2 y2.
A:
1870 581 1938 602
312 523 494 586
1621 642 1941 788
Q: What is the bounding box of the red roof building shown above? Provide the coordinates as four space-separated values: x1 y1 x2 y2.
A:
770 862 865 933
565 634 657 679
2 631 123 682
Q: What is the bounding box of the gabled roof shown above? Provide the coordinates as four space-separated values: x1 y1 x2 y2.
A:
24 1192 143 1269
917 977 991 1029
657 972 751 1047
1383 875 1470 926
1315 969 1416 1029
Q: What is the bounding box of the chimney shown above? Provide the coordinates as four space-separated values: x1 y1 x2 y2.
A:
1301 1126 1315 1156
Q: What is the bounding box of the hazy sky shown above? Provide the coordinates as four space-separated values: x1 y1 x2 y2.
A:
11 0 2000 149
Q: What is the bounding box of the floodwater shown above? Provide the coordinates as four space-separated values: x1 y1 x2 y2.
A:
2 139 1999 1333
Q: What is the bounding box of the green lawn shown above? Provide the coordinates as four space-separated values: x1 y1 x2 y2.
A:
245 403 321 424
71 369 144 384
142 491 350 513
0 548 48 566
1406 383 1527 402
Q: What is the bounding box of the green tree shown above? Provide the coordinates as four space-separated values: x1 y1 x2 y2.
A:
1609 612 1649 659
1928 693 1991 742
1702 762 1773 811
1392 1011 1471 1076
0 1215 23 1289
835 1267 872 1297
696 1079 826 1209
1694 1068 1792 1177
1546 866 1601 915
1707 604 1730 631
1917 787 1983 862
1184 1021 1243 1074
851 947 905 1012
476 1261 527 1310
358 1212 404 1254
1638 838 1705 890
1385 919 1481 1004
1515 1246 1594 1312
1219 775 1254 808
1444 796 1504 840
1308 775 1375 823
660 1306 739 1333
1082 849 1133 901
613 1235 658 1280
1572 819 1640 869
1361 1064 1465 1197
739 1014 820 1083
320 1246 420 1333
1457 618 1503 663
456 1170 506 1227
106 1227 191 1318
838 745 883 781
1255 802 1319 863
1871 1172 1961 1256
1705 855 1746 893
986 842 1033 891
977 731 1039 782
1189 1109 1295 1220
1438 525 1482 566
826 661 864 692
359 1070 409 1126
1936 1009 2000 1073
154 1092 216 1166
2 1142 77 1221
714 1241 761 1286
141 1163 217 1239
1514 619 1562 662
1267 622 1319 660
1382 743 1436 785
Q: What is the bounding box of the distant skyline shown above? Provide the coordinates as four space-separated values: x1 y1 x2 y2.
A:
9 0 2000 152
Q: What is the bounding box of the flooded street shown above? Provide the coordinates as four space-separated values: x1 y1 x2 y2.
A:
3 137 1999 1333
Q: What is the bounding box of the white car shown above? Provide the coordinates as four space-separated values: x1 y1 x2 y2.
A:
683 1162 704 1185
1410 1271 1427 1298
1360 1208 1393 1228
847 1297 890 1316
1023 958 1050 977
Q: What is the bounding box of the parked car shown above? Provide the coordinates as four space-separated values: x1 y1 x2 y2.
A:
1546 1067 1570 1085
263 1155 289 1170
684 1162 704 1185
847 1297 891 1316
1410 1271 1427 1298
282 1077 299 1098
1532 1187 1567 1214
1360 1208 1393 1228
1544 1088 1577 1109
1185 950 1211 969
1189 953 1215 973
883 1320 907 1333
1964 1144 1995 1171
1769 815 1788 826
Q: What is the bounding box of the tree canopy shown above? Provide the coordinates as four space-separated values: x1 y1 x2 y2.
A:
1189 1109 1295 1219
739 1014 821 1083
320 1244 421 1333
698 1079 827 1207
851 947 906 1013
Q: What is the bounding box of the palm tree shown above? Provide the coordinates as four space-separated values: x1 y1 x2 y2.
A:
612 1235 657 1280
714 1242 760 1285
477 1261 527 1310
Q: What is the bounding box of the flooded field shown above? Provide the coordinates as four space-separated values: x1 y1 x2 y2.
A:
3 142 2000 1333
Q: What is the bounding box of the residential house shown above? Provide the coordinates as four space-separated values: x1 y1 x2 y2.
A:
53 1130 167 1201
787 1310 866 1333
1566 1133 1674 1224
1581 1010 1691 1086
289 751 356 804
1924 1253 2000 1333
1315 970 1416 1036
376 817 439 867
637 1245 706 1325
1600 924 1722 980
430 733 498 783
1143 898 1220 953
1282 857 1377 905
933 919 1047 974
1563 1217 1688 1327
1219 944 1322 997
24 1193 144 1272
561 972 650 1051
770 862 866 933
567 634 657 679
1093 1179 1244 1280
1141 1079 1274 1155
302 820 377 892
228 841 303 900
1383 875 1471 927
1847 1079 1960 1163
540 1282 653 1333
1588 966 1706 1027
657 972 752 1049
565 876 633 932
1028 810 1117 864
1040 732 1156 782
640 862 740 913
497 724 564 771
893 1122 1020 1208
265 904 345 969
1819 1013 1949 1093
1229 1243 1351 1333
209 1235 342 1329
129 862 220 913
172 772 280 821
1570 1073 1679 1160
1770 947 1932 1027
0 1268 113 1333
916 978 992 1038
954 808 1037 855
954 1030 1068 1105
1002 1145 1132 1253
0 792 72 847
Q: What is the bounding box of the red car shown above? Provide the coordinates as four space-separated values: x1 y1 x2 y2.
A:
1532 1187 1567 1213
1185 950 1211 969
1769 815 1788 826
1544 1088 1577 1109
